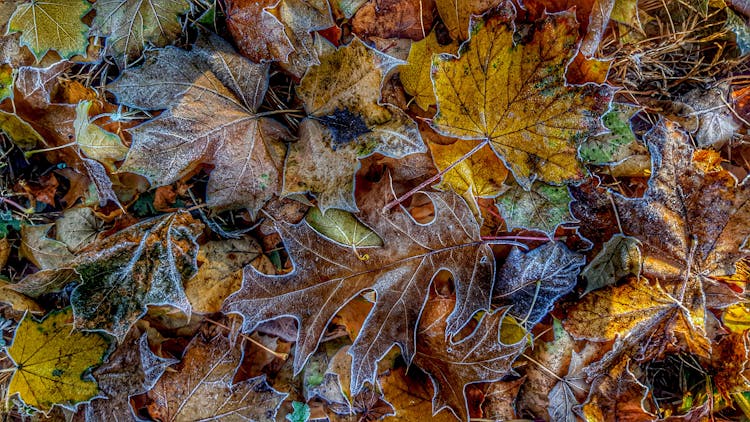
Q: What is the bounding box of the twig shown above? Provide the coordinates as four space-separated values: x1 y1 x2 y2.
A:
205 318 289 360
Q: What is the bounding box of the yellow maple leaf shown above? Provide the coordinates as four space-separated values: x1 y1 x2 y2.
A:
5 308 110 412
431 11 612 189
400 30 458 111
429 138 507 199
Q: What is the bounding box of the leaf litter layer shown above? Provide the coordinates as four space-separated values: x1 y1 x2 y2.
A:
0 0 749 420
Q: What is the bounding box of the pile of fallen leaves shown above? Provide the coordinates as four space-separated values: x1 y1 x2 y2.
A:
0 0 749 420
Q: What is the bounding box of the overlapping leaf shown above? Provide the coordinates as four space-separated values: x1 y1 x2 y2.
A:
92 0 190 67
7 0 91 60
10 211 203 339
431 10 613 188
109 34 288 216
284 38 425 211
224 175 495 392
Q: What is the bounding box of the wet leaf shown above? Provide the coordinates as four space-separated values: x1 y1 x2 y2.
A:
141 325 287 421
494 242 584 329
224 175 495 392
431 10 613 188
7 0 91 60
92 0 190 67
284 38 425 211
495 182 574 236
6 308 110 413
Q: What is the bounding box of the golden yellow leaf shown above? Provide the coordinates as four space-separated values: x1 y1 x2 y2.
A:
723 303 750 334
6 308 110 412
431 11 612 188
400 31 458 111
435 0 506 40
429 138 507 199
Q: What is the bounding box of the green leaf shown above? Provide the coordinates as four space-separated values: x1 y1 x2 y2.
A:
0 64 14 102
579 104 642 165
305 207 384 249
495 182 574 236
581 234 642 295
286 401 311 422
7 0 92 60
92 0 191 67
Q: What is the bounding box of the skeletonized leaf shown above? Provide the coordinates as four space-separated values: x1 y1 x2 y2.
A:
224 175 495 393
6 308 110 413
7 0 91 60
494 242 584 329
431 10 613 188
284 38 425 211
92 0 191 67
141 325 287 421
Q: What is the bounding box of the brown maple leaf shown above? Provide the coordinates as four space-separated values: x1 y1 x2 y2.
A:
223 174 496 392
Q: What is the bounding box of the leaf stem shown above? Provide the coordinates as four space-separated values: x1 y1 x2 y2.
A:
23 142 77 158
205 318 289 360
0 196 31 214
481 235 554 242
382 139 490 213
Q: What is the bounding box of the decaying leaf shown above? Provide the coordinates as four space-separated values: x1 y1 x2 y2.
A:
284 38 425 211
495 182 574 236
224 175 495 392
74 100 128 171
7 0 91 60
110 34 288 216
431 10 613 188
184 236 262 314
6 308 110 413
413 295 526 421
494 242 584 329
85 327 177 420
141 324 287 421
92 0 191 67
19 224 74 270
10 211 203 339
225 0 295 63
581 234 641 295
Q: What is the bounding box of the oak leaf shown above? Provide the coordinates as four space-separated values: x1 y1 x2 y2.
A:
109 35 288 216
413 295 526 421
92 0 190 67
6 308 110 413
224 175 495 392
431 10 613 188
141 324 287 421
10 211 203 339
284 38 425 211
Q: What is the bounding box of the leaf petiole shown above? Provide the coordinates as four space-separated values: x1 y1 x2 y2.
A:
382 139 490 212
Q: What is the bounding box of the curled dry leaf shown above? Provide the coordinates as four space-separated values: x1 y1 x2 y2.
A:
224 174 495 392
